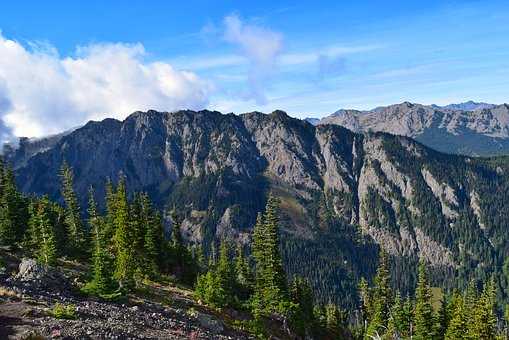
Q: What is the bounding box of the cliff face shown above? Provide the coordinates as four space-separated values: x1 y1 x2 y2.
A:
7 109 509 305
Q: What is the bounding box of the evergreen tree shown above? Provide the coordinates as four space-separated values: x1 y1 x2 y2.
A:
104 178 116 245
435 292 449 340
366 250 392 338
0 166 27 246
358 276 372 332
35 197 57 266
289 276 315 336
141 193 163 278
113 176 134 289
414 261 435 340
472 277 497 339
216 240 235 305
84 187 113 294
234 243 253 298
60 162 86 257
252 195 289 316
445 292 467 340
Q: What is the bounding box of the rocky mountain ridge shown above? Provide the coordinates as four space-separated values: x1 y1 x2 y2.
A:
4 109 509 305
315 101 509 156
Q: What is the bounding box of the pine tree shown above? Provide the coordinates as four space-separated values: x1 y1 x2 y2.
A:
252 195 289 316
216 240 235 306
290 277 315 336
104 178 116 245
414 261 435 340
234 243 253 298
472 277 497 339
84 187 113 294
0 166 27 247
141 193 163 278
60 162 86 257
262 195 288 312
113 175 134 289
435 292 449 340
445 292 467 340
170 209 185 277
358 276 372 331
366 250 392 338
35 197 57 266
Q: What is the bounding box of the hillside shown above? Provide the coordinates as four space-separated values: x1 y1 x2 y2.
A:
316 102 509 156
4 109 509 307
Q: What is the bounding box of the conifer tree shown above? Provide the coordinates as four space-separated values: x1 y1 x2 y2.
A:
435 292 449 340
141 193 163 278
290 276 315 336
216 240 235 306
445 292 467 340
252 195 289 316
0 166 27 246
85 187 113 294
358 277 372 331
366 250 392 338
262 195 288 312
234 243 253 297
60 162 86 257
104 178 116 244
414 261 435 340
472 277 497 339
113 175 134 289
35 197 57 266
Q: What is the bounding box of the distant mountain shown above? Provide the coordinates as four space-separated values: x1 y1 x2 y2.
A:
317 102 509 156
433 100 496 111
4 109 509 307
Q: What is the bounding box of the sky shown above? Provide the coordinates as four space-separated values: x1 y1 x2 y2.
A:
0 0 508 141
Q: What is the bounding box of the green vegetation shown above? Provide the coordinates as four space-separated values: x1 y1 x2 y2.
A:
50 303 77 320
2 156 509 338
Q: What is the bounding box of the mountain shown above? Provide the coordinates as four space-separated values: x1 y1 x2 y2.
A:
433 100 496 111
317 102 509 156
5 109 509 306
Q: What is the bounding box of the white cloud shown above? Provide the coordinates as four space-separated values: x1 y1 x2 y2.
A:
0 33 212 141
223 14 283 104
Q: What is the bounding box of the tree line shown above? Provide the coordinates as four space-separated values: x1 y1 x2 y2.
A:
1 159 507 339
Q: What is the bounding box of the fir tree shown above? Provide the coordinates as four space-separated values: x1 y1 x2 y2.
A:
290 276 315 336
0 166 27 246
141 193 163 278
445 292 467 340
472 277 497 339
252 195 289 316
216 240 235 306
366 250 392 338
60 162 86 257
113 176 134 289
234 243 253 298
84 187 113 295
35 197 57 266
414 261 435 340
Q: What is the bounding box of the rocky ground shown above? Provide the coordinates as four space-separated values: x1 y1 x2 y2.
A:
0 253 251 339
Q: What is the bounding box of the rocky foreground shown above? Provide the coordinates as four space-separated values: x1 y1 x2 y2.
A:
0 254 251 339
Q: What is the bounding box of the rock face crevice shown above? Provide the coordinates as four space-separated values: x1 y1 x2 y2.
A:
6 109 506 280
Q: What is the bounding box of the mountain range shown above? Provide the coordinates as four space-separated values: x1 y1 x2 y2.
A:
3 108 509 306
309 101 509 156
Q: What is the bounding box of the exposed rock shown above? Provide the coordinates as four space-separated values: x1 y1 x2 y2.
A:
421 168 458 219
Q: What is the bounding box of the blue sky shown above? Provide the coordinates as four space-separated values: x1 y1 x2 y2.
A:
0 1 508 138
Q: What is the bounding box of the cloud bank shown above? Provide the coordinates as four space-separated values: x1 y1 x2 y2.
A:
0 33 211 142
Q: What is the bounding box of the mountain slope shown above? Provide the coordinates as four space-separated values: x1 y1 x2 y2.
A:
6 109 509 306
318 102 509 156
